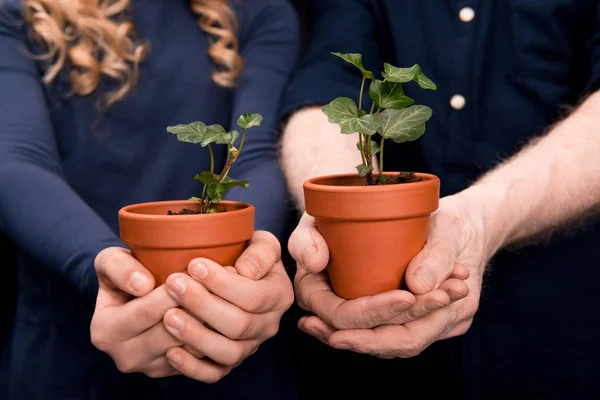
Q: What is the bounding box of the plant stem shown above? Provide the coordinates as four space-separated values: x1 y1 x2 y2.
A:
208 144 215 174
379 136 385 174
358 133 367 165
200 144 216 213
238 128 247 154
358 77 366 111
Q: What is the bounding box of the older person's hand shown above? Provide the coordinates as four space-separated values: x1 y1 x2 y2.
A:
289 193 483 358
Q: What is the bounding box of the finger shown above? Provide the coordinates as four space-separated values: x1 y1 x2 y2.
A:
298 315 336 344
109 285 179 340
143 357 181 378
294 268 417 329
183 344 205 360
125 320 183 360
187 258 292 314
165 273 270 340
234 231 281 280
224 266 238 274
288 213 329 274
449 263 470 280
405 235 458 295
439 278 469 303
95 247 155 308
328 306 456 359
386 289 451 326
166 347 233 384
163 309 254 367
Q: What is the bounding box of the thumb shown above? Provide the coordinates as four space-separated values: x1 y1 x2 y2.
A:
405 223 458 295
94 246 155 308
288 213 329 274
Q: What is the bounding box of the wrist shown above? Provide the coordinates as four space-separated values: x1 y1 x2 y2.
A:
454 182 515 257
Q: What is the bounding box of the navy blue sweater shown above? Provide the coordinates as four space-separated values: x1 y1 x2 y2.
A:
0 0 299 398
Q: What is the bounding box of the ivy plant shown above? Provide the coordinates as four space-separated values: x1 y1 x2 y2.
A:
321 52 437 184
166 113 262 213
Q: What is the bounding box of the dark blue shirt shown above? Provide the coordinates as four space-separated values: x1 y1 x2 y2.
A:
283 1 600 399
0 0 299 398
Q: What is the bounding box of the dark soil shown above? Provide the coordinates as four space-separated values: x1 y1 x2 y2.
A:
167 208 203 215
167 207 227 215
366 172 422 186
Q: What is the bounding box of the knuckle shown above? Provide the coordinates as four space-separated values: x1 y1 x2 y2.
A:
230 314 254 339
114 357 140 374
245 291 265 313
281 287 295 311
403 343 425 358
204 367 231 384
263 319 280 339
145 368 168 379
139 304 160 325
223 343 247 366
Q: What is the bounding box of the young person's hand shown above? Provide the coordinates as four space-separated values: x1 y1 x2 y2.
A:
163 231 294 382
90 247 182 378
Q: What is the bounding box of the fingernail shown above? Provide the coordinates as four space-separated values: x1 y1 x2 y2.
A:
301 245 317 266
392 300 413 313
415 266 436 291
169 277 186 295
190 260 209 279
425 300 446 312
167 313 185 331
241 257 260 279
128 271 148 292
167 352 182 367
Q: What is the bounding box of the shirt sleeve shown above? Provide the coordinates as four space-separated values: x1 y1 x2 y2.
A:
224 0 300 241
280 0 383 118
0 3 125 298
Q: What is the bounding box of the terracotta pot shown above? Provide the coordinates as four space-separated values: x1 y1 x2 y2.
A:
303 173 440 299
118 200 254 285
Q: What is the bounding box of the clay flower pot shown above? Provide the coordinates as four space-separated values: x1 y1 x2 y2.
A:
118 200 254 285
303 173 440 299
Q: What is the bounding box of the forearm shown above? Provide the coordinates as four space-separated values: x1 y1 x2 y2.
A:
0 163 124 297
460 91 600 254
226 158 290 242
280 107 364 212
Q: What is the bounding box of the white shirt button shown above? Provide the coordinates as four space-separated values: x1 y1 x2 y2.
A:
459 7 475 23
450 94 466 110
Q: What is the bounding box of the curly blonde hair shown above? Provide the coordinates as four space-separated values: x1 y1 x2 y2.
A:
24 0 243 106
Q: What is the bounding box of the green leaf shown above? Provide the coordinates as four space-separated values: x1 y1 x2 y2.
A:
189 196 202 201
381 64 437 90
221 176 249 188
356 164 374 177
331 52 375 79
369 79 415 109
166 121 207 143
194 171 219 185
207 182 227 203
237 113 263 130
356 139 380 155
377 105 433 143
321 97 381 135
201 125 239 146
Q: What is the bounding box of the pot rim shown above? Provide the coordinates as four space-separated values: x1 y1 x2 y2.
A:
303 172 439 193
118 199 253 222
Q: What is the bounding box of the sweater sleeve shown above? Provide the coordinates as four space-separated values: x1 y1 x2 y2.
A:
224 0 300 241
280 0 383 118
0 3 124 298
